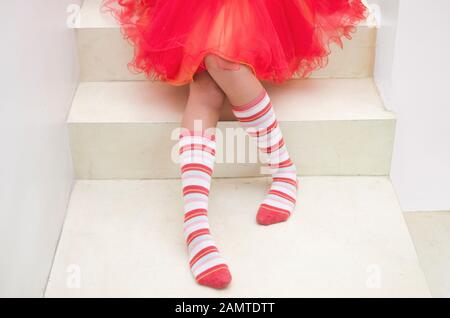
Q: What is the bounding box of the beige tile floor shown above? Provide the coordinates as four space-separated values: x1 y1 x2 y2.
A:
45 177 430 298
404 212 450 298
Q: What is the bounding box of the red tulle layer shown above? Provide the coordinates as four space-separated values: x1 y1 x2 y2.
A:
103 0 368 85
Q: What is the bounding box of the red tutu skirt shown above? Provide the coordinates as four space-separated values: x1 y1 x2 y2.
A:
103 0 368 85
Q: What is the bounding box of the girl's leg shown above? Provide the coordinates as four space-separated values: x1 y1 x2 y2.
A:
182 71 225 131
205 55 298 225
179 71 232 289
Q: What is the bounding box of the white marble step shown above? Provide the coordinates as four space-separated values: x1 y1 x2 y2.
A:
68 78 395 179
76 0 377 81
45 177 430 297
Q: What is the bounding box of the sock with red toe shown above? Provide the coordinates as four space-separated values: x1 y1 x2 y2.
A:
179 130 232 289
231 90 298 225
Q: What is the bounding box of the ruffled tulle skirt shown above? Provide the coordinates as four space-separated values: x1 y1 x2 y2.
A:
103 0 368 85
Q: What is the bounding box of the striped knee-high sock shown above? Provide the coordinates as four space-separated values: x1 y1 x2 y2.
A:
231 90 298 225
179 131 232 289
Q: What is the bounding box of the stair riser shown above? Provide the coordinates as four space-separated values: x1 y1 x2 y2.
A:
76 26 376 82
69 120 395 179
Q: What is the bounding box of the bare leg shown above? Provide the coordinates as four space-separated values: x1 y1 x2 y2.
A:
182 71 226 131
204 55 264 106
204 55 298 225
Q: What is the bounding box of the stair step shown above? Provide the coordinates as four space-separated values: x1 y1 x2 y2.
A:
45 177 430 297
76 0 377 81
68 78 395 179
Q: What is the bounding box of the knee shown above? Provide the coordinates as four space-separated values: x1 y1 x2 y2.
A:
204 54 241 73
190 72 225 109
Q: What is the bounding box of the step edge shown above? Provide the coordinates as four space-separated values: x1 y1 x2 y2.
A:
67 78 395 124
67 116 396 124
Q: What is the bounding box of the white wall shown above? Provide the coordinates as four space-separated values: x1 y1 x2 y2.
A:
0 0 79 297
371 0 399 110
374 0 450 211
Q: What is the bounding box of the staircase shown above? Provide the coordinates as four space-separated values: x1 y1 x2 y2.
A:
45 0 430 297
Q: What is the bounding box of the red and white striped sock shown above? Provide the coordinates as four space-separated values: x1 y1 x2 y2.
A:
179 131 232 289
231 90 298 225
